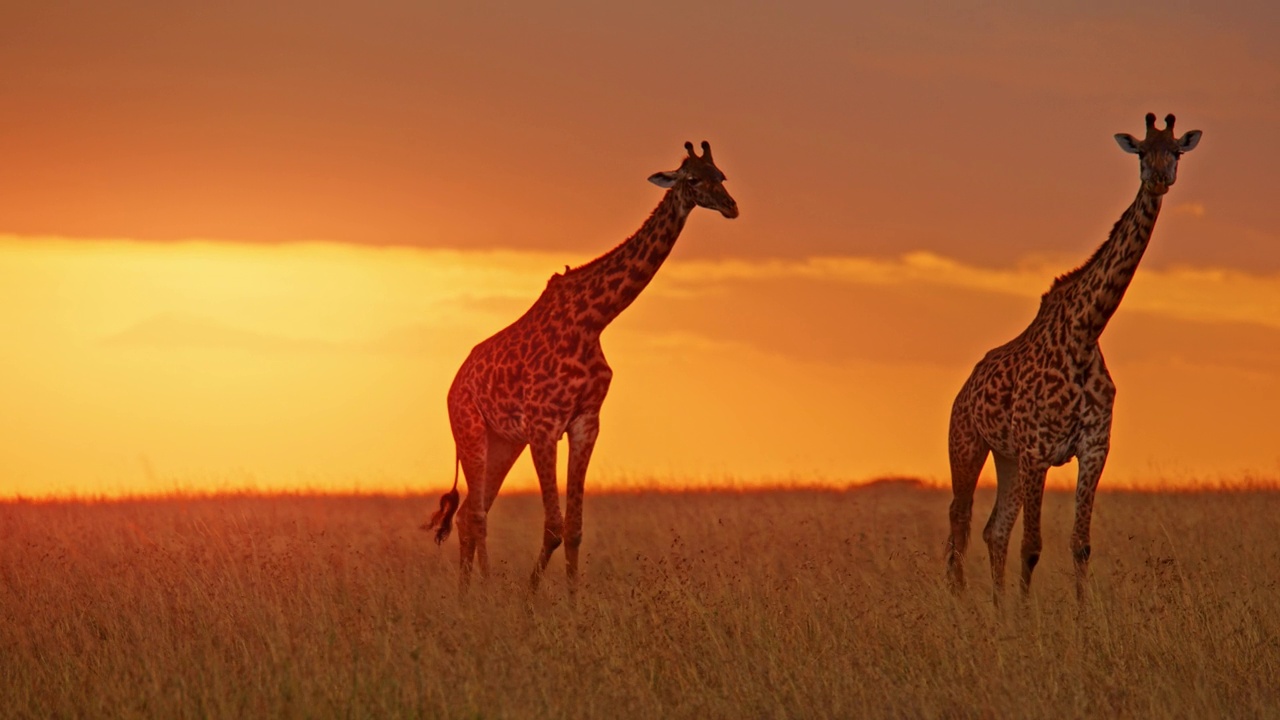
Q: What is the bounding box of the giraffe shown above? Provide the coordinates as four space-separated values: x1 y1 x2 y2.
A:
424 141 738 594
945 113 1202 603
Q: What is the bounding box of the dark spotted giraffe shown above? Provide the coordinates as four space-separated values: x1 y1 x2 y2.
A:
425 141 739 595
946 114 1202 603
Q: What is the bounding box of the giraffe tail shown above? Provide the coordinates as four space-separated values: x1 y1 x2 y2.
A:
422 456 461 545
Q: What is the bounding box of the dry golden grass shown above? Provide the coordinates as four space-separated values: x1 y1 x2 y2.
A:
2 482 1279 718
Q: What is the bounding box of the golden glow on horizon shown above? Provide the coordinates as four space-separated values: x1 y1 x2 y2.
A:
2 235 1279 499
2 4 1278 500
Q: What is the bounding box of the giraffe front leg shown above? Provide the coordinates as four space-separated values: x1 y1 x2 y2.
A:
1072 440 1109 604
564 413 600 600
946 407 989 593
527 437 563 594
983 452 1023 605
1019 463 1050 596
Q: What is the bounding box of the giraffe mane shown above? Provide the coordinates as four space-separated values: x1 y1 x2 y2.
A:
561 189 678 278
563 239 624 277
1045 213 1126 295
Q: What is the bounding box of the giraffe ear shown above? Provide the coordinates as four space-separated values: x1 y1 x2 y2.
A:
1114 134 1141 154
1178 130 1203 153
648 171 680 188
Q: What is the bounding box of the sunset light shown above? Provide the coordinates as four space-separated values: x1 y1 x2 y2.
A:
6 3 1280 717
3 233 1278 499
5 4 1278 500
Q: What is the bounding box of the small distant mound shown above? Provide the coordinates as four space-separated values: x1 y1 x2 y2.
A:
854 476 928 491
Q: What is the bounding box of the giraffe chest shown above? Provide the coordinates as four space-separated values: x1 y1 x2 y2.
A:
970 343 1112 464
978 374 1079 460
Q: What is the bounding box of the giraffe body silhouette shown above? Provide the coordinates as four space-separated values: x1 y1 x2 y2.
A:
425 141 738 594
945 114 1202 603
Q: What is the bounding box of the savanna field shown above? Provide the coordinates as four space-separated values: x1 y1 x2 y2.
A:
3 482 1279 719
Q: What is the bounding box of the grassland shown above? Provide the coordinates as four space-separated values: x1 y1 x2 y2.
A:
2 482 1278 719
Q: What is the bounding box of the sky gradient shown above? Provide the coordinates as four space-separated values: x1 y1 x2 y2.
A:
2 2 1279 496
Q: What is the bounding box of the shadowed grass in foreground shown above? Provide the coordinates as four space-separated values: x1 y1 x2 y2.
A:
2 483 1278 718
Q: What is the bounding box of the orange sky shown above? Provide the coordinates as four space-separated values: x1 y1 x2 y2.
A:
2 3 1279 497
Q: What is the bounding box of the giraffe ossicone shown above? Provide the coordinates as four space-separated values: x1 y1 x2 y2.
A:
944 113 1201 604
424 140 738 596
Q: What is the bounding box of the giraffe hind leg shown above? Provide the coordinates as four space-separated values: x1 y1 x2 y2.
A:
474 431 526 580
449 398 489 592
455 494 477 588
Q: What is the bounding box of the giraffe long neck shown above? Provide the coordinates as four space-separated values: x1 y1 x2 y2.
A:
1065 187 1164 344
568 185 696 332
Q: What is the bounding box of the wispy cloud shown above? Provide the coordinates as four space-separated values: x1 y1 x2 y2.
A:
1172 202 1207 218
102 313 344 354
663 252 1280 332
12 235 1279 357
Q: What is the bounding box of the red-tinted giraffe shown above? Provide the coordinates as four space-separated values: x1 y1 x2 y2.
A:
946 114 1202 602
425 141 738 594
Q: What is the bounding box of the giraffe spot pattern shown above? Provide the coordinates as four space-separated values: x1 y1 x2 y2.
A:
435 141 739 594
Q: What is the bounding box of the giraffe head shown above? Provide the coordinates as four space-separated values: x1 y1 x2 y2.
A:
1114 113 1202 195
647 141 739 218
